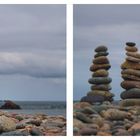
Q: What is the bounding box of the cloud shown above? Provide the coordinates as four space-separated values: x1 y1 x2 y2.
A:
0 52 65 78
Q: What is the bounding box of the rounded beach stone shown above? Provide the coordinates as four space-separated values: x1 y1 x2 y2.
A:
90 64 111 71
126 42 136 47
120 99 140 107
88 77 112 84
126 56 140 63
121 88 140 99
122 74 140 81
94 52 109 58
90 84 111 91
95 46 107 52
0 115 16 132
121 80 140 89
121 69 140 77
126 52 140 59
121 61 140 70
80 95 105 103
92 69 108 77
93 56 109 64
125 46 138 52
87 90 114 97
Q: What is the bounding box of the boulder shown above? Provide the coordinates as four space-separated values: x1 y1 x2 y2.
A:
0 100 21 109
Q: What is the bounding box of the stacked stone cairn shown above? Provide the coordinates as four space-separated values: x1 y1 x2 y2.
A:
120 42 140 106
81 46 114 104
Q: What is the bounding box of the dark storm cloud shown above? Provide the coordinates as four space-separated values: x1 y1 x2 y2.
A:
74 5 140 100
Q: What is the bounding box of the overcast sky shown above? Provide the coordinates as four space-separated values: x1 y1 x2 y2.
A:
74 5 140 100
0 5 66 101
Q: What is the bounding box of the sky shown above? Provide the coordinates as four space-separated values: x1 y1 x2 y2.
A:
0 5 66 101
74 5 140 101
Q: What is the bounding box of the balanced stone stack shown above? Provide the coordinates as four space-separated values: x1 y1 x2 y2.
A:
120 42 140 106
81 46 114 104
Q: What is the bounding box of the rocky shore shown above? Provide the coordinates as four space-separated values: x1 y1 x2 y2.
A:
74 101 140 136
0 111 66 136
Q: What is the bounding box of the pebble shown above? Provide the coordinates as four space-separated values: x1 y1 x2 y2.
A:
94 52 109 58
90 64 111 71
121 69 140 77
126 42 136 46
79 127 97 135
88 77 112 84
90 84 111 91
93 56 109 64
126 56 140 63
92 69 108 77
121 80 140 89
95 46 108 52
125 46 138 52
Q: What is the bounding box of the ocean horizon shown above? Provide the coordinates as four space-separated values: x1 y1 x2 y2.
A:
0 101 66 117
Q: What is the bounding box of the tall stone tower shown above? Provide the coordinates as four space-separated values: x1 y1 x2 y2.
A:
120 42 140 106
81 45 114 104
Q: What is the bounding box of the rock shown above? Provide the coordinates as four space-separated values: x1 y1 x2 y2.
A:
100 109 131 120
73 102 91 110
125 46 138 52
100 123 111 131
97 131 112 136
73 118 85 129
80 95 105 103
126 56 140 63
88 77 112 84
29 119 42 126
90 64 111 71
121 80 140 89
128 122 140 136
81 107 97 114
95 46 108 52
94 52 109 58
121 88 140 99
126 52 140 59
0 100 21 109
87 90 114 98
75 112 92 123
0 115 16 132
122 74 140 81
91 115 104 127
92 69 109 77
15 115 24 121
79 127 97 135
126 42 136 46
120 99 140 107
121 69 140 77
0 129 30 136
113 128 130 136
91 84 111 91
121 60 140 70
30 127 44 136
93 56 109 64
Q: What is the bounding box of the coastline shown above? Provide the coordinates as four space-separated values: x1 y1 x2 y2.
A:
0 110 66 136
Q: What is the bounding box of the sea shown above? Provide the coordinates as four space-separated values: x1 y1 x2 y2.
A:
0 101 66 117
